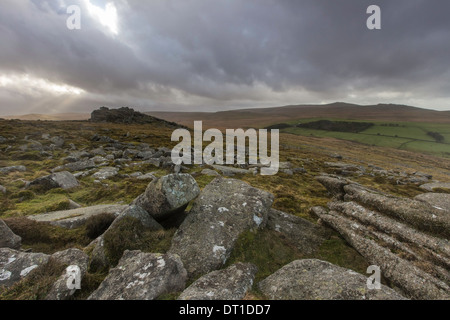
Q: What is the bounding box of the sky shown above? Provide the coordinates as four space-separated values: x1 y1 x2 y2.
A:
0 0 450 116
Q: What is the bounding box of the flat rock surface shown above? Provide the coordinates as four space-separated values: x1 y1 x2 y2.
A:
27 204 127 229
259 259 406 300
414 193 450 212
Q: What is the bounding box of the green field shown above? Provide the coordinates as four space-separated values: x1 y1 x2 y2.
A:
281 118 450 157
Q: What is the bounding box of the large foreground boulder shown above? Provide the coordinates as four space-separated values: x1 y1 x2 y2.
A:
259 259 406 300
169 178 274 278
0 248 50 288
0 219 21 249
29 171 79 191
133 173 200 221
178 263 257 300
88 250 187 300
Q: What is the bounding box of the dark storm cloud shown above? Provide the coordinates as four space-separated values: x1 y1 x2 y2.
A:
0 0 449 115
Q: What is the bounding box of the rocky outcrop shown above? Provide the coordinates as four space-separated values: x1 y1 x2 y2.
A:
266 209 330 255
0 248 50 288
178 263 257 300
29 171 79 191
0 219 21 249
133 173 200 222
88 250 187 300
169 177 274 278
28 204 127 229
90 107 184 129
259 259 406 300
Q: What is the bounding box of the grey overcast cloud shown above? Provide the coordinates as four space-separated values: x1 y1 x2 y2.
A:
1 0 450 116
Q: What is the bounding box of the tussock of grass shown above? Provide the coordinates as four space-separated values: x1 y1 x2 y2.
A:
3 217 90 254
85 212 116 240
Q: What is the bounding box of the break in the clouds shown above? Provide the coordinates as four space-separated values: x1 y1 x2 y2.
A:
1 0 450 116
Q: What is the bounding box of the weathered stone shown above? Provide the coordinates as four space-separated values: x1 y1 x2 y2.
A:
259 259 406 300
0 248 50 288
136 172 156 180
201 169 220 177
28 204 127 229
0 165 26 174
92 167 119 180
420 182 450 192
50 136 64 148
315 209 450 300
30 171 79 191
316 175 351 198
0 185 5 194
267 209 330 255
46 249 89 300
415 193 450 212
0 219 21 249
111 205 163 231
343 184 450 238
211 165 250 176
133 173 200 221
169 178 274 278
88 250 187 300
57 159 96 172
178 263 257 300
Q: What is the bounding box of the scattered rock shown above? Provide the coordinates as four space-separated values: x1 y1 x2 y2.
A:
50 136 64 148
0 248 50 288
0 165 26 174
211 165 250 176
88 250 187 300
0 185 6 194
259 259 406 300
169 177 274 278
136 172 157 180
0 219 22 249
56 159 96 172
28 204 127 229
267 209 330 254
201 169 220 177
29 171 79 191
92 167 119 180
133 173 200 221
178 263 257 300
112 205 163 231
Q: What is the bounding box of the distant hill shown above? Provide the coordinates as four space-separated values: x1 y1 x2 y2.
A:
3 103 450 128
2 113 90 121
147 103 450 129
